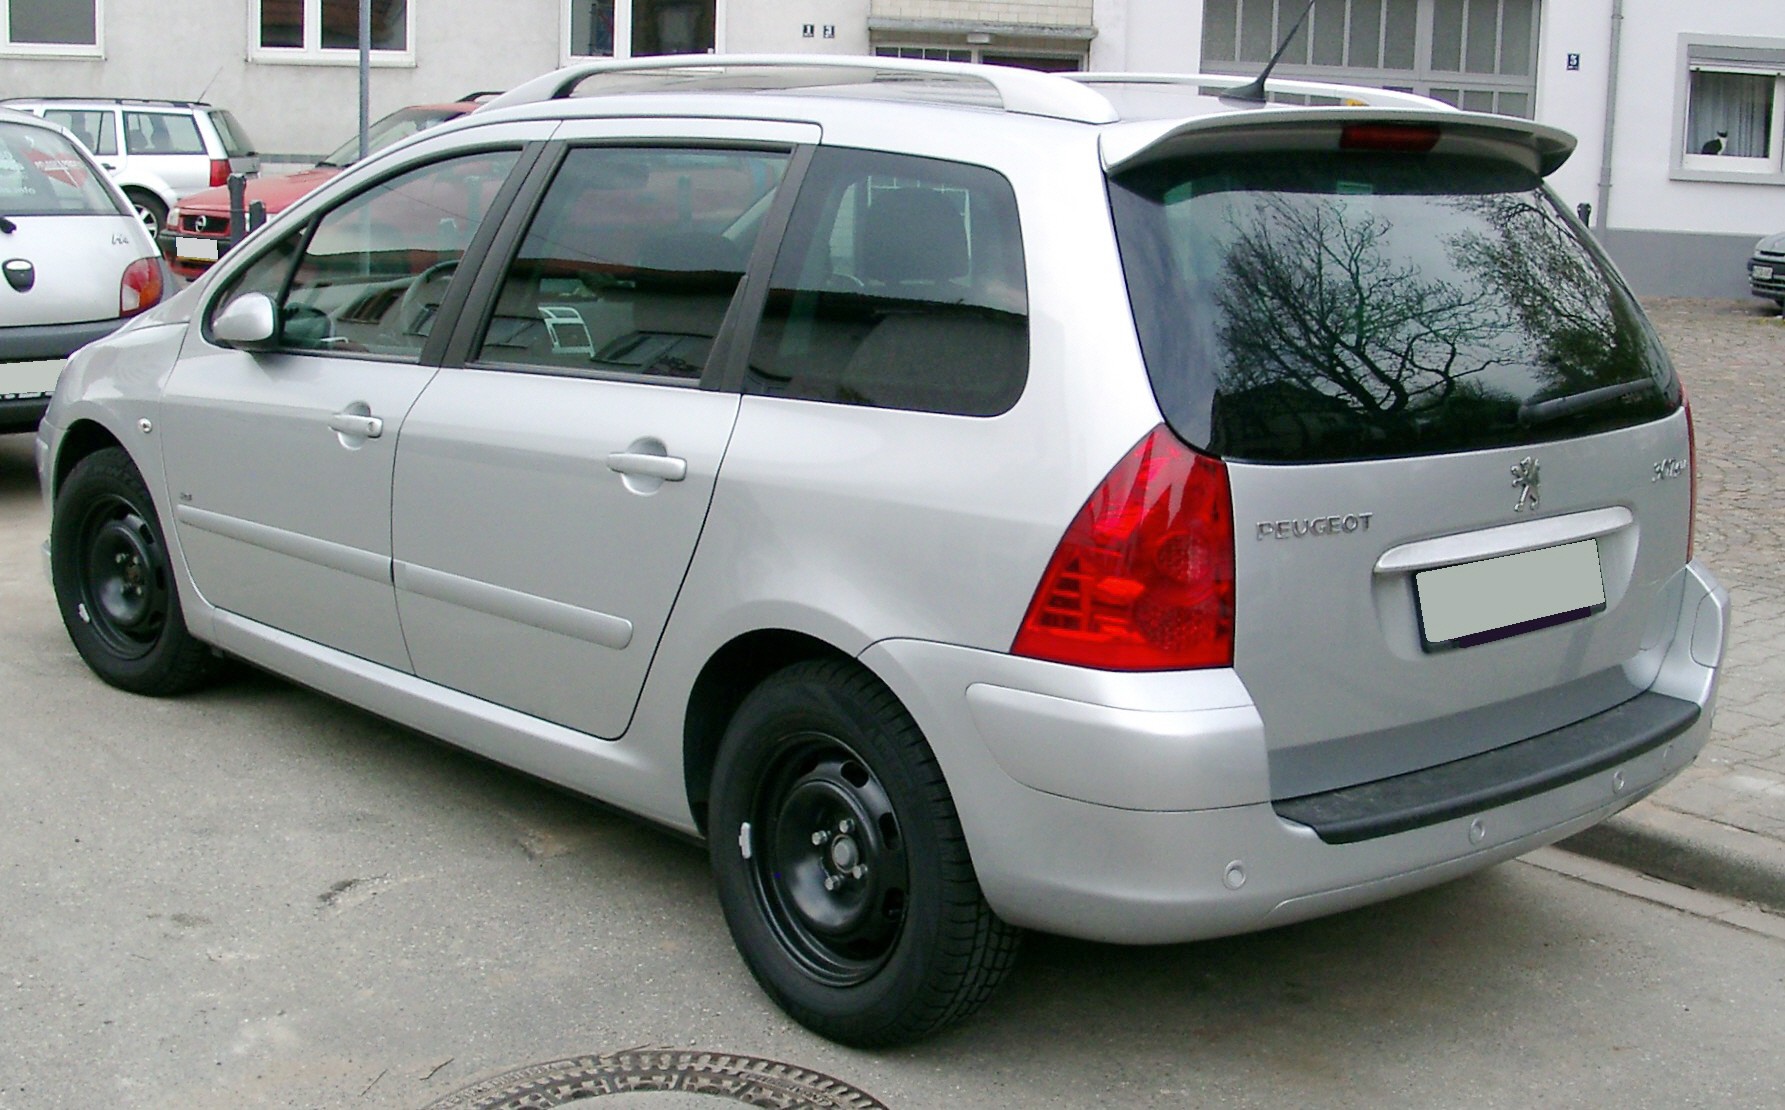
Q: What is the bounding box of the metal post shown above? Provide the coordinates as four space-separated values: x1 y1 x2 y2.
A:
358 0 371 161
226 173 247 248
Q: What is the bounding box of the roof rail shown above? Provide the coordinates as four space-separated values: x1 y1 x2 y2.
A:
1068 72 1459 112
477 54 1120 124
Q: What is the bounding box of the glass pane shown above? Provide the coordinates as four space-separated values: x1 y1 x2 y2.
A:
41 109 115 157
1500 0 1535 78
477 147 788 379
1432 0 1464 72
282 150 521 358
321 0 407 50
1688 71 1774 158
569 0 615 57
1497 91 1530 118
1310 0 1346 67
1238 0 1275 62
124 113 205 155
259 0 303 48
1203 0 1239 63
1348 0 1383 69
747 147 1029 417
1383 0 1416 69
1461 89 1495 113
1428 87 1462 108
1465 0 1500 75
0 122 121 215
1108 152 1678 463
632 0 715 56
9 0 97 45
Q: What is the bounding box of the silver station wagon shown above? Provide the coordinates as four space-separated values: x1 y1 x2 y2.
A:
36 56 1729 1046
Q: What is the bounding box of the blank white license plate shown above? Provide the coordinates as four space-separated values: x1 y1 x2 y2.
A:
174 236 219 262
1414 539 1606 650
1753 264 1774 280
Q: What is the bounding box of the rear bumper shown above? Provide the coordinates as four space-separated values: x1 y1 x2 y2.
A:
0 318 125 363
862 561 1729 944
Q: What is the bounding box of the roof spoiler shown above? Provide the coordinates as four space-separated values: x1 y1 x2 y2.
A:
1101 107 1578 178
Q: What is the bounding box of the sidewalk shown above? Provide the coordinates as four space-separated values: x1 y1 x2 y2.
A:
1556 297 1785 914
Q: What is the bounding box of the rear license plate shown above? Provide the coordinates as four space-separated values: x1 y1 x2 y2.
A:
1414 539 1605 651
1753 264 1774 280
174 236 219 262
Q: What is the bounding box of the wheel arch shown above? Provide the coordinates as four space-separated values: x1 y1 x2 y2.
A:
681 628 857 837
50 418 127 503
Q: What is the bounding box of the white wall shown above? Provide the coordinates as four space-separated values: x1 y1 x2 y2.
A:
725 0 872 55
1530 0 1613 218
1092 0 1201 73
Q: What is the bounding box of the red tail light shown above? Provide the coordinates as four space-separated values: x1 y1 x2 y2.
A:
209 158 231 187
1340 123 1441 154
120 257 164 316
1013 425 1235 670
1683 384 1697 561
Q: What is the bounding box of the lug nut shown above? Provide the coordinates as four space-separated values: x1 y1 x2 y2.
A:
837 819 855 835
811 830 830 846
823 875 842 891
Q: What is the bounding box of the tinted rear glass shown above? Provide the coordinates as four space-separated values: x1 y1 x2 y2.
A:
1109 152 1679 463
209 110 257 157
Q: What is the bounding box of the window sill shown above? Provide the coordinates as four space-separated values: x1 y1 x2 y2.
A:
1 43 103 59
249 49 416 68
1673 162 1785 186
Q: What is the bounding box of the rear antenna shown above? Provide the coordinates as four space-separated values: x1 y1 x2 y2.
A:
193 64 225 104
1222 0 1319 105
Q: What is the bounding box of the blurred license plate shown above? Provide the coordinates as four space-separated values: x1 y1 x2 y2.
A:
1753 264 1774 280
174 236 219 262
1415 540 1605 651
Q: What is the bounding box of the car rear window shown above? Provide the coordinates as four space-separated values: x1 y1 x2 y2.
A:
209 110 257 158
1109 151 1679 463
0 123 124 217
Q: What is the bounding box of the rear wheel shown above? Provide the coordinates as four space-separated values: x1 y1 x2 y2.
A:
709 660 1020 1046
125 189 167 239
51 447 219 695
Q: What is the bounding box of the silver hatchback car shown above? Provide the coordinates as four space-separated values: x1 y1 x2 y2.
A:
36 57 1728 1046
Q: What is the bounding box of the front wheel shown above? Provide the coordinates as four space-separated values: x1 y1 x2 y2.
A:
51 447 220 695
709 660 1020 1046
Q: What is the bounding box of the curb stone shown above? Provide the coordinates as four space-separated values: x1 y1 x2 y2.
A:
1556 798 1785 917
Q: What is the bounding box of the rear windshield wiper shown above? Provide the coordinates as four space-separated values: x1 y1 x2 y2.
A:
1518 379 1655 426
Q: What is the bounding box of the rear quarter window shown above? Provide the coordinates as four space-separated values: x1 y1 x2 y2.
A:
1110 151 1679 463
746 146 1028 417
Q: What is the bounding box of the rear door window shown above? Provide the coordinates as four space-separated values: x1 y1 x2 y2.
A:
745 147 1028 417
472 145 790 381
124 112 205 155
1109 151 1679 462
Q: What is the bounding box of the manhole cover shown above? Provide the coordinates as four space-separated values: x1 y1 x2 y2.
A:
425 1050 890 1109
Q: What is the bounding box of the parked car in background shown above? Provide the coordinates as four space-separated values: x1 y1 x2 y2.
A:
0 98 257 241
1748 230 1785 309
36 57 1727 1046
0 109 165 433
160 94 498 279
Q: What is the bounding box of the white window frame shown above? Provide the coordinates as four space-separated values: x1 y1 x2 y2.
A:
250 0 416 68
1673 36 1785 185
1 0 103 58
560 0 725 65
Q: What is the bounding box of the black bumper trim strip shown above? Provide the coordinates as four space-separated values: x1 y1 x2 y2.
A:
1273 691 1700 845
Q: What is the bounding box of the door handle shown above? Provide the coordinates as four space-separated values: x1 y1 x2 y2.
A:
606 452 686 482
328 411 384 438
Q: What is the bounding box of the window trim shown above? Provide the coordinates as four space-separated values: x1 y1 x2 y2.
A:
249 0 416 68
0 0 103 58
559 0 726 65
1672 34 1785 186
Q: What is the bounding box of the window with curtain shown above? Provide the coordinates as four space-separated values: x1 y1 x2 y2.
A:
3 0 99 51
255 0 410 59
1687 71 1775 159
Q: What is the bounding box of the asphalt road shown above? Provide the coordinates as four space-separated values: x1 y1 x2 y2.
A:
3 429 1784 1110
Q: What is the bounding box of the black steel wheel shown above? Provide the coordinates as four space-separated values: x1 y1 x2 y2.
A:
51 447 220 695
709 660 1021 1046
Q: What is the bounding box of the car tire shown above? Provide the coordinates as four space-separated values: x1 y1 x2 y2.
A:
51 447 220 696
709 659 1021 1046
125 189 168 239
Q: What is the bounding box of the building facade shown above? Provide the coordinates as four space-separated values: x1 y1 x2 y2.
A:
5 0 1782 294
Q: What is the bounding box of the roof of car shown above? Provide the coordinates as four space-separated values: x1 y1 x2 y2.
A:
466 54 1577 176
1 96 218 110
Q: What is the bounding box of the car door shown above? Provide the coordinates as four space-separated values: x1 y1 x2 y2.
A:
390 120 814 738
159 142 534 670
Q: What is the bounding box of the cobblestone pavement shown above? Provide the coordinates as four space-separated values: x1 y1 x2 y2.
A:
1570 297 1785 900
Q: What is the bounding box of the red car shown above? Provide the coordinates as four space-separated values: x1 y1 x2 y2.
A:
159 94 496 278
